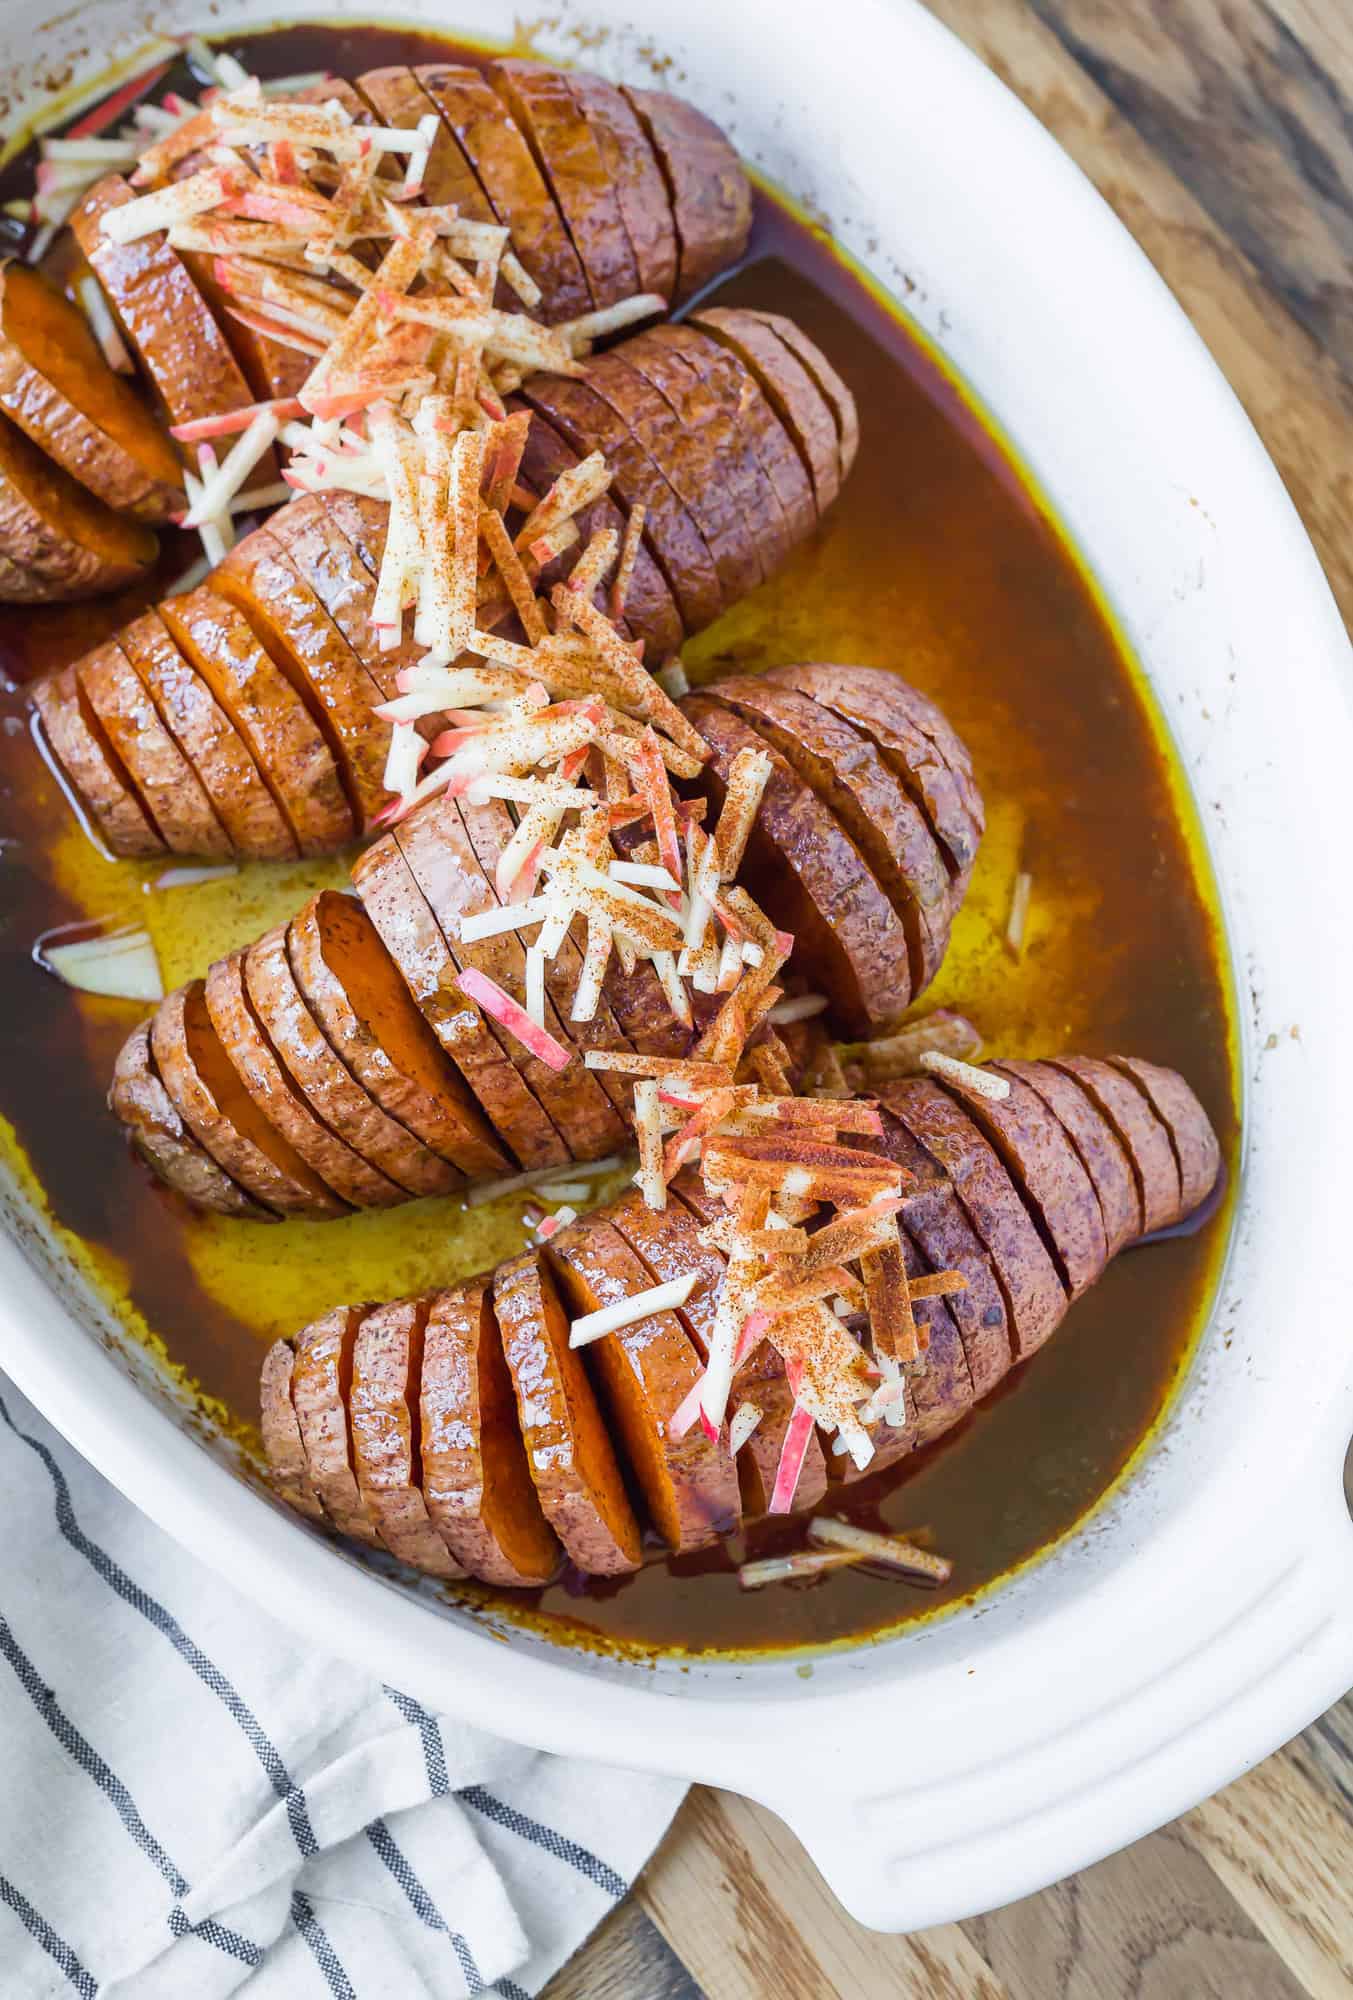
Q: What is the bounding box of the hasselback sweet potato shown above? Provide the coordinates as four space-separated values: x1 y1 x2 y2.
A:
3 61 755 600
262 1052 1221 1582
111 663 980 1216
36 310 856 853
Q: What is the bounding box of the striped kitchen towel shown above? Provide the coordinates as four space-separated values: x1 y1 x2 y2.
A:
0 1378 685 1998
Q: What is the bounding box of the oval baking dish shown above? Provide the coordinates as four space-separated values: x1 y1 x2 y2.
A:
2 0 1351 1933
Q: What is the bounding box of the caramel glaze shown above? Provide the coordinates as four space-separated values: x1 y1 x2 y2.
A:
0 25 1236 1656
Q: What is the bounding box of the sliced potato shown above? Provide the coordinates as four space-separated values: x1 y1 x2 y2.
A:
0 262 182 523
0 409 157 602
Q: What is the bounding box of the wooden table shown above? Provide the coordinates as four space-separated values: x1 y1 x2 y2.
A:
545 1 1353 1992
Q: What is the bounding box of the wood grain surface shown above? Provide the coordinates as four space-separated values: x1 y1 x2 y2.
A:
544 3 1353 1992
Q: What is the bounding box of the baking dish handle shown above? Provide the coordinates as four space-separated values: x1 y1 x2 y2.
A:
748 1456 1353 1933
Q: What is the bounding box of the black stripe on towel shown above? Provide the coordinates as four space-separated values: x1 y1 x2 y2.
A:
459 1787 626 1900
0 1613 189 1895
383 1684 450 1796
292 1890 358 2000
0 1391 352 1986
0 1615 268 1968
0 1873 98 1997
0 1391 322 1856
365 1817 487 1993
168 1904 264 1968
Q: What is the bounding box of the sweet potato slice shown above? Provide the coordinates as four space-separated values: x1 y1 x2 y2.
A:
31 666 162 856
455 788 639 1114
159 585 349 857
689 305 839 515
654 323 792 577
563 73 677 304
179 246 309 405
932 1068 1108 1298
418 63 591 321
597 956 690 1062
390 805 572 1166
110 1020 273 1219
0 546 60 602
205 947 404 1211
685 696 913 1036
245 925 459 1201
705 674 954 994
489 60 638 311
876 1106 1013 1396
350 1299 465 1576
750 309 860 483
547 1212 739 1552
764 661 982 884
0 262 182 521
271 492 416 705
120 609 291 860
1049 1056 1181 1237
885 1077 1067 1357
0 410 156 601
520 369 719 634
683 321 816 554
614 331 769 601
76 638 226 857
72 177 260 436
872 669 982 826
318 491 431 698
215 523 388 827
493 1249 643 1575
585 347 738 612
421 1278 562 1586
665 1174 828 1515
1108 1056 1221 1219
510 400 683 660
609 1181 787 1517
896 1229 977 1449
796 660 984 842
359 828 565 1172
289 889 502 1178
356 66 497 223
291 1305 381 1545
261 1340 325 1520
151 981 349 1217
419 791 629 1156
619 86 751 302
993 1059 1142 1260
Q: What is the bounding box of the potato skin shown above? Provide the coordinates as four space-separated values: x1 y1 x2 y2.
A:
0 261 182 523
0 409 156 602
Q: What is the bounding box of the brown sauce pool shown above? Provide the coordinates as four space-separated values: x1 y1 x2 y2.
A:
0 25 1238 1658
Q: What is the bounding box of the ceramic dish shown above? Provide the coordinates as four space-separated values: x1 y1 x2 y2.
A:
3 0 1351 1932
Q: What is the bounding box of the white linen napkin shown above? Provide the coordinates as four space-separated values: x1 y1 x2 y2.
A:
0 1377 684 1997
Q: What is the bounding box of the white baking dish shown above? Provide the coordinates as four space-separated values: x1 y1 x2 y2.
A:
4 0 1352 1934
